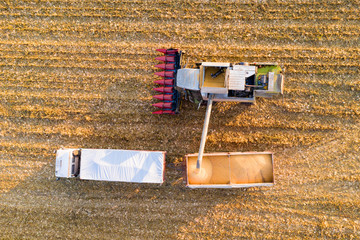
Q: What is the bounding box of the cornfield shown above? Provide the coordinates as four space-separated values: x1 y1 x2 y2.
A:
1 0 359 239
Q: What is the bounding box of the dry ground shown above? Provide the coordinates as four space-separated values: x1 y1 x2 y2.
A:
1 0 359 239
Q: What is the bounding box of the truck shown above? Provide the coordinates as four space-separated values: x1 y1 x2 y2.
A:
55 148 166 184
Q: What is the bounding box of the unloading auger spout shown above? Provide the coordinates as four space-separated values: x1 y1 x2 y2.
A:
196 94 214 170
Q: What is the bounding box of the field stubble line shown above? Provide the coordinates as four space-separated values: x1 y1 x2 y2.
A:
1 40 360 53
0 82 112 94
10 0 360 6
1 5 359 21
2 21 360 41
1 50 359 65
1 63 357 75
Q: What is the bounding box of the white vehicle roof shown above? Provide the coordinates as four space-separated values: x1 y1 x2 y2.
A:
55 149 77 178
55 148 166 184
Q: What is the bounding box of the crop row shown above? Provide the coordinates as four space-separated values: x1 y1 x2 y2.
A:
0 119 95 138
0 79 110 93
0 54 149 64
1 12 358 22
10 0 360 6
1 46 359 63
1 56 358 70
1 93 95 110
208 130 327 148
1 41 358 69
1 60 358 76
273 98 360 118
2 39 359 53
226 113 338 132
5 0 360 7
0 118 177 141
0 85 150 120
1 41 359 65
0 150 52 161
290 74 360 89
0 71 141 85
0 50 358 63
1 2 359 22
0 139 52 155
0 88 102 102
0 61 142 70
2 19 360 43
0 55 356 68
0 69 152 90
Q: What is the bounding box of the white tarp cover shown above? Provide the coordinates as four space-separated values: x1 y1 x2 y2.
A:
79 149 165 183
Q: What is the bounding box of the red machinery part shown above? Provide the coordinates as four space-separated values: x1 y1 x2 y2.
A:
152 102 173 109
154 79 174 85
154 71 174 78
156 49 178 54
153 94 173 101
152 110 175 115
154 63 175 70
153 87 174 93
152 48 179 114
155 56 176 62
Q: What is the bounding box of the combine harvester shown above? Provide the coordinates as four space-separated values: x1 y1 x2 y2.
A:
152 48 284 188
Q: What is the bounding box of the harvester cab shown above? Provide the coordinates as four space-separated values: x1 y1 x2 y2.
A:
152 48 284 188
